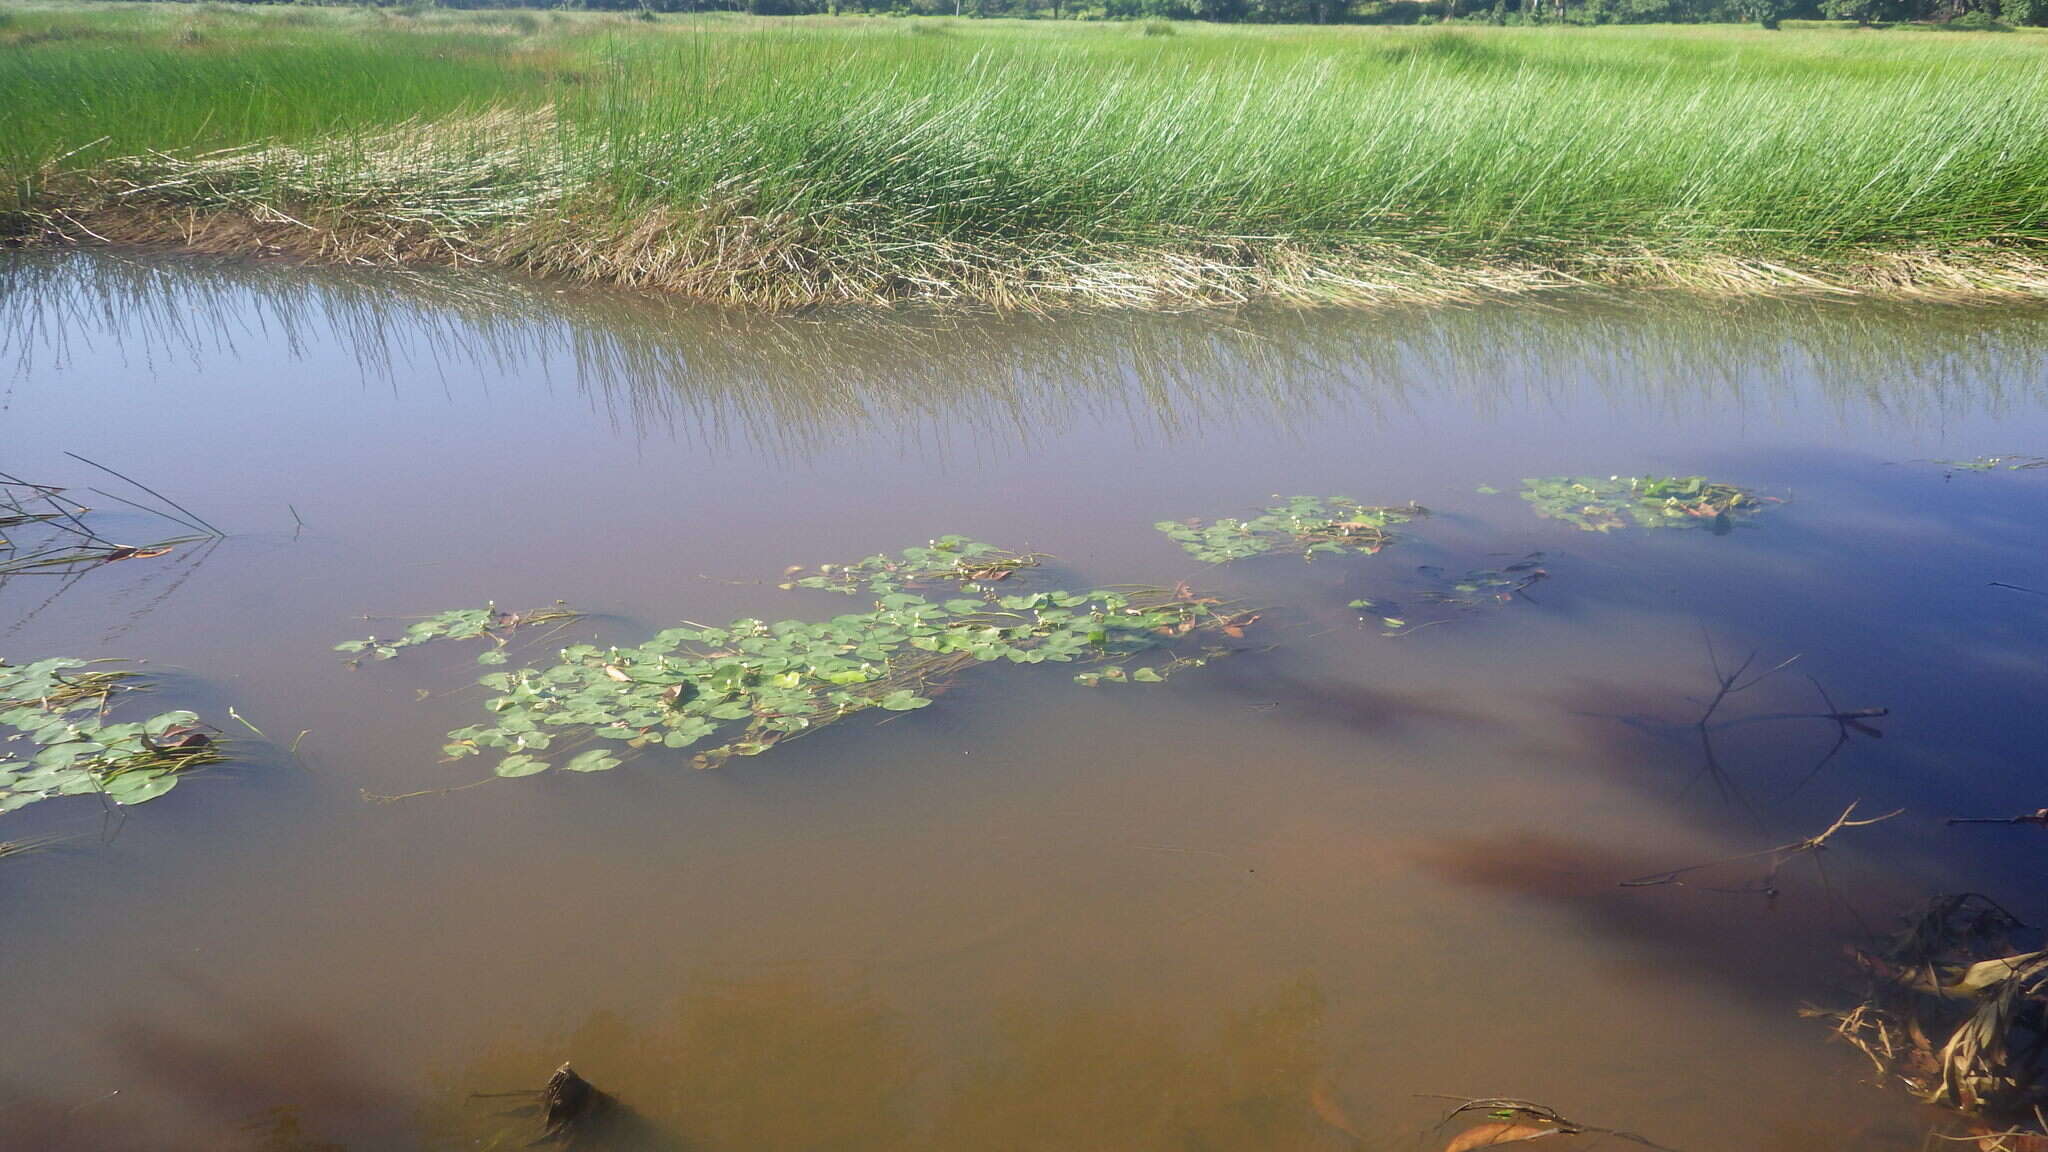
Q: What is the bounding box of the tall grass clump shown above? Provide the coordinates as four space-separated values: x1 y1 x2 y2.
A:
4 7 2048 308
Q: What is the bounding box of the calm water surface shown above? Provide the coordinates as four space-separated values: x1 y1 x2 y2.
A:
4 252 2048 1151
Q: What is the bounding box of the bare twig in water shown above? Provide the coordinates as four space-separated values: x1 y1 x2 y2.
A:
0 833 77 860
1425 1096 1681 1151
1949 809 2048 828
1661 635 1886 821
360 780 494 803
466 1062 602 1141
1781 676 1889 800
1620 802 1903 895
1990 582 2048 597
1697 630 1802 728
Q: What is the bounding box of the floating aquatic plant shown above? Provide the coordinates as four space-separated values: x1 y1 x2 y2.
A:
335 602 581 666
1937 455 2048 473
1155 497 1425 564
442 584 1243 774
0 658 222 813
1518 475 1767 533
1350 553 1547 636
777 536 1042 598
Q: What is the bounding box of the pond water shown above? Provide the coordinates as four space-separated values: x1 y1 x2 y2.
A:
4 251 2048 1152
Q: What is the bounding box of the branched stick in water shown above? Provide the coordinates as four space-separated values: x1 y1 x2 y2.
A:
1619 802 1903 894
1949 809 2048 829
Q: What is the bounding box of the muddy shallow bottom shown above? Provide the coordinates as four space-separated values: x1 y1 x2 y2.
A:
3 251 2048 1151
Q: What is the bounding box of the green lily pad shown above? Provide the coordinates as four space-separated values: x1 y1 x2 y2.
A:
495 754 549 778
102 770 176 806
1156 497 1426 564
1519 475 1771 533
398 541 1249 783
563 750 621 773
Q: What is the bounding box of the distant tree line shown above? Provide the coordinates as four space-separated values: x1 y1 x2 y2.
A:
199 0 2048 29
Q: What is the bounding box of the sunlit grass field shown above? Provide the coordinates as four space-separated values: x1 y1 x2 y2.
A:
4 3 2046 306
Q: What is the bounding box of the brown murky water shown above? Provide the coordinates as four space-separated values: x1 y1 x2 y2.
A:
4 252 2048 1151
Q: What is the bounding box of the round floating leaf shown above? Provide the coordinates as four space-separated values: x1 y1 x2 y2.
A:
0 791 45 812
495 754 549 778
564 750 621 773
143 710 200 736
103 769 177 806
32 742 93 769
55 770 102 796
878 691 931 712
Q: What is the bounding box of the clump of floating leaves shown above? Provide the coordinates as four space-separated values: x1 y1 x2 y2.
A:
1519 475 1769 533
443 587 1242 774
779 536 1042 598
1155 497 1425 563
335 602 582 667
1350 553 1547 636
346 544 1252 780
1938 455 2048 473
0 658 221 813
1804 894 2047 1145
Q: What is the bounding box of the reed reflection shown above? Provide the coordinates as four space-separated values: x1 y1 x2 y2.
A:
6 253 2048 461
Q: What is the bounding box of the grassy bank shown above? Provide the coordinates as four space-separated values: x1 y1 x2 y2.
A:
4 3 2047 308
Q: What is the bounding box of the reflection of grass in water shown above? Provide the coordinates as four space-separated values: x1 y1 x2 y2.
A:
7 11 2048 305
9 253 2048 462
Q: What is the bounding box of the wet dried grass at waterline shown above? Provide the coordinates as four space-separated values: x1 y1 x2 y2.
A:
19 203 1577 312
29 201 2048 312
1804 894 2048 1149
15 112 2048 312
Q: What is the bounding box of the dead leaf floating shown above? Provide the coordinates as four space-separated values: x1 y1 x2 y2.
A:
1444 1121 1568 1150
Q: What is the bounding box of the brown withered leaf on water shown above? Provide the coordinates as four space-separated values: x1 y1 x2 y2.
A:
104 545 176 562
1444 1121 1569 1150
148 725 212 753
1220 612 1261 639
1308 1075 1363 1142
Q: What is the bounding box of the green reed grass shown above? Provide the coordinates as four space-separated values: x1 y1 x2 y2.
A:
4 4 2047 306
